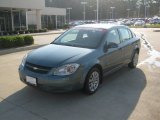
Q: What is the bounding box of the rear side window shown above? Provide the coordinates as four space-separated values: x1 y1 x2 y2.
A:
128 29 133 39
118 28 130 42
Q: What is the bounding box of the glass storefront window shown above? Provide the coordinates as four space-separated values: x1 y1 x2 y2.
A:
0 9 26 32
42 15 65 29
0 10 12 32
13 10 26 31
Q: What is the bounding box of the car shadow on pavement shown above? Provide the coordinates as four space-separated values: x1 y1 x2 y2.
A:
0 67 146 120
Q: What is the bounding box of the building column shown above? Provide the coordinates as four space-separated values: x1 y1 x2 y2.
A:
26 9 28 30
36 9 42 30
64 15 66 24
55 15 57 29
11 9 14 31
19 10 21 30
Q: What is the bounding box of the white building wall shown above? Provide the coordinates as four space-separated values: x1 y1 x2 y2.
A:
27 7 66 25
41 7 66 16
0 0 45 9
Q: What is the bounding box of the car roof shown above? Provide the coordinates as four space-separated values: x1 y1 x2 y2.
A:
74 24 126 30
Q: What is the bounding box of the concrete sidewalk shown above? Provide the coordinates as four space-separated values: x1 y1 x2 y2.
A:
0 30 65 55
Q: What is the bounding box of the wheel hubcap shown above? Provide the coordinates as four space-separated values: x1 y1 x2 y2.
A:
88 71 100 92
133 53 138 66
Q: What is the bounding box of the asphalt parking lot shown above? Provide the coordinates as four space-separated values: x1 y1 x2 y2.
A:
0 28 160 120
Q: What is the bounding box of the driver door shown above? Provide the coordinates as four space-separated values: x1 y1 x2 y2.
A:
101 29 123 73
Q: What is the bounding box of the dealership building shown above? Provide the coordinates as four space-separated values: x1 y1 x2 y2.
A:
0 0 66 33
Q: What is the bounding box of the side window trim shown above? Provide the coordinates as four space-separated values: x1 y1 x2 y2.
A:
127 29 133 39
117 28 122 43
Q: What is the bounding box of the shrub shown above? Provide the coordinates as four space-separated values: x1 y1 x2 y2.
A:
28 24 36 30
24 35 34 45
13 31 19 34
43 28 48 32
0 35 34 49
0 38 2 48
8 31 14 35
19 31 24 34
3 31 9 36
146 24 160 28
39 29 44 33
64 24 69 29
34 29 39 33
13 36 24 47
29 29 34 33
0 36 14 48
25 30 29 34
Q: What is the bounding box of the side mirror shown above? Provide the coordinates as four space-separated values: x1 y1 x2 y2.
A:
104 42 118 52
107 42 118 48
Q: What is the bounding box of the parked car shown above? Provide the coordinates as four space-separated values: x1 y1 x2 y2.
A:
19 24 141 94
134 20 145 26
124 20 134 26
149 19 160 24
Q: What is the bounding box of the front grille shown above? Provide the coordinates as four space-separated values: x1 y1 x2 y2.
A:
25 62 52 74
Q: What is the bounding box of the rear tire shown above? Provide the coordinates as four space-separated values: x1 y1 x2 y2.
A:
83 67 101 95
128 51 139 68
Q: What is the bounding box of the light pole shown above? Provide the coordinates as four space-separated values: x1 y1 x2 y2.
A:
110 7 115 19
127 9 130 18
93 10 97 21
96 0 99 22
145 5 147 18
67 8 72 24
137 6 140 18
89 6 93 20
81 2 87 21
145 5 150 18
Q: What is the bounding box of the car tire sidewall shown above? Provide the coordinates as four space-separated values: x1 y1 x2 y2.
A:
128 51 139 68
84 67 101 94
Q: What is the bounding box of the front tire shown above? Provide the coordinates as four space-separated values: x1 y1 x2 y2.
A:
128 51 139 68
83 68 101 94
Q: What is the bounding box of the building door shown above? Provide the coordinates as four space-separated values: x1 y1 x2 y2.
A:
0 18 5 32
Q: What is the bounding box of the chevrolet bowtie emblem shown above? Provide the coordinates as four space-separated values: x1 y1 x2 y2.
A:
33 67 38 70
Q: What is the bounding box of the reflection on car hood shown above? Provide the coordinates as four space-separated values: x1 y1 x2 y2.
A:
26 44 93 67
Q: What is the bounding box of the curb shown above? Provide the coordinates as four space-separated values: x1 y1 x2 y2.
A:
30 31 64 36
153 30 160 32
0 44 46 55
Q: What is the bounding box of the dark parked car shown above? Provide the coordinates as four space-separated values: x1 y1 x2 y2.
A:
19 24 141 94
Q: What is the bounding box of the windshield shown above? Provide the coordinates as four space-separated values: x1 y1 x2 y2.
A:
52 28 106 49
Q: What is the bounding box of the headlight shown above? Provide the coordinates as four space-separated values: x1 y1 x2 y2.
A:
21 54 28 67
53 63 80 76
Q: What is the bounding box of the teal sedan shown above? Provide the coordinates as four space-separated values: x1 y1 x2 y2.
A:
19 24 141 94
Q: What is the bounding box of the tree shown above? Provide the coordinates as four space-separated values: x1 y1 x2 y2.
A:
47 0 160 20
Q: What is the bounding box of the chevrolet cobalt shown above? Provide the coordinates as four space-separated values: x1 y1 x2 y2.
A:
19 24 140 94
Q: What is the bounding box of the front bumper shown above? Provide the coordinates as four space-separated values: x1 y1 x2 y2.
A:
19 65 84 92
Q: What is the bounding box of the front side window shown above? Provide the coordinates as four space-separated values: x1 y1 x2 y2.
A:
106 29 120 45
118 28 130 42
53 28 106 48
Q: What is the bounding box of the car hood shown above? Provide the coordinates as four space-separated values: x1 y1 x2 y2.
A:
26 44 94 67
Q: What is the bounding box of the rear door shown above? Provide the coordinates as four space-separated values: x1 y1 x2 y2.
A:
118 27 134 63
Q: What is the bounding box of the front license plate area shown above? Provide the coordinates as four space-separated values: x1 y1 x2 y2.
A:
26 76 37 86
